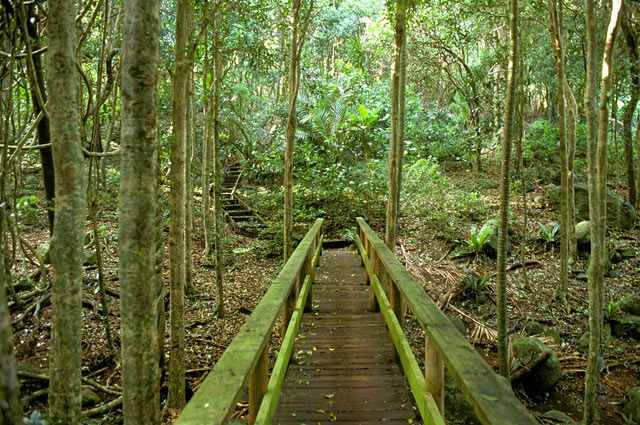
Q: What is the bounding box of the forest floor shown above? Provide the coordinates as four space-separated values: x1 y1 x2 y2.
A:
9 156 640 425
395 158 640 425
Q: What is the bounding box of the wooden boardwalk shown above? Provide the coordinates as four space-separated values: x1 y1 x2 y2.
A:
273 249 417 425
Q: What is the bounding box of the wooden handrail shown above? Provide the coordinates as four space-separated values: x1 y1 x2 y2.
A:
355 217 537 425
175 219 323 425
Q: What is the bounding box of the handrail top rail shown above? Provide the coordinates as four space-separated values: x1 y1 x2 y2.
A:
356 217 537 425
175 218 323 424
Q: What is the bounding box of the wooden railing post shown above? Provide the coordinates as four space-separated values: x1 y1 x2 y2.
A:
358 225 365 267
249 342 269 425
365 237 372 286
425 336 444 417
369 250 379 312
281 288 295 341
389 277 404 364
304 249 313 312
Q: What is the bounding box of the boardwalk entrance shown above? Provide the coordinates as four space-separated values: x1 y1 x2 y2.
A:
273 249 416 424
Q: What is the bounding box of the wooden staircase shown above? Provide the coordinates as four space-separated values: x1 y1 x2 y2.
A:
221 164 265 237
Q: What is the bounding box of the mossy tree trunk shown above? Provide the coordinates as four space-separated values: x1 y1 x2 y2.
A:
213 11 225 317
621 20 638 207
583 0 623 423
168 0 191 414
565 78 578 261
47 0 86 422
284 0 313 262
547 0 569 303
119 0 161 423
385 0 407 251
496 0 518 378
185 67 195 295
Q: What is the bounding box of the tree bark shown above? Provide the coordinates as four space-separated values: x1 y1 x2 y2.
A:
547 0 569 302
185 66 194 295
213 12 225 317
168 0 191 413
622 21 638 207
284 0 301 262
18 3 55 233
385 0 407 251
119 0 161 423
565 78 578 261
584 1 623 423
497 0 518 378
47 0 86 422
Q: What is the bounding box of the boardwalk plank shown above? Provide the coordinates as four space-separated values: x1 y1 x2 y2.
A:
273 249 416 425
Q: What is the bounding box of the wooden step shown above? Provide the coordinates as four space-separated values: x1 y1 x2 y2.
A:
228 209 251 216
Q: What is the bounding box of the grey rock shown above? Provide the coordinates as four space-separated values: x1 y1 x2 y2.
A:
575 221 591 250
479 219 509 257
624 386 640 424
83 250 98 266
612 315 640 340
512 337 562 394
36 243 51 265
550 183 636 230
444 372 481 424
82 388 101 407
449 316 466 335
525 321 544 336
25 175 40 187
577 331 590 354
541 410 574 423
544 328 562 346
620 297 640 316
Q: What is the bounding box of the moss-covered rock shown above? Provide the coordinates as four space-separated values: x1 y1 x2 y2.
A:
512 337 561 394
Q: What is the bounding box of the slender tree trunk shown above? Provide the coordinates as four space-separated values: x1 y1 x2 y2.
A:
547 0 569 303
47 1 86 422
284 0 302 262
119 0 161 423
385 0 406 251
584 1 623 423
168 0 191 413
203 26 213 258
185 68 194 295
565 78 578 261
0 211 21 425
497 0 518 378
18 3 55 233
213 13 225 317
622 24 638 207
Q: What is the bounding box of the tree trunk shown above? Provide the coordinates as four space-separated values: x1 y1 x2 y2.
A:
385 0 407 251
18 3 55 233
119 1 161 423
583 1 622 423
168 0 191 413
547 0 569 303
622 23 638 207
565 78 578 261
497 0 518 378
185 67 194 295
284 0 301 262
47 0 86 422
213 12 225 318
203 25 213 258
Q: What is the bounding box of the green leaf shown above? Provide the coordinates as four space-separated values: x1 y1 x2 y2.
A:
324 393 335 399
482 395 498 402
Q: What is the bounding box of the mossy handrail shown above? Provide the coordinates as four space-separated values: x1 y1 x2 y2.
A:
355 217 537 425
175 218 323 425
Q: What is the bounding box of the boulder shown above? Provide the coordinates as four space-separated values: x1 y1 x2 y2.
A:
512 337 562 394
36 243 51 265
620 297 640 316
449 316 466 335
624 387 640 424
549 183 636 230
25 175 40 187
444 372 481 424
525 321 544 336
544 328 562 346
611 315 640 340
577 331 590 354
82 388 101 407
479 219 509 257
575 221 591 251
83 250 98 266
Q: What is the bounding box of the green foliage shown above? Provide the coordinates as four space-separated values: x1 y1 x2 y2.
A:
538 222 560 244
463 223 492 253
604 295 632 321
24 411 47 425
461 265 490 298
16 195 40 225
